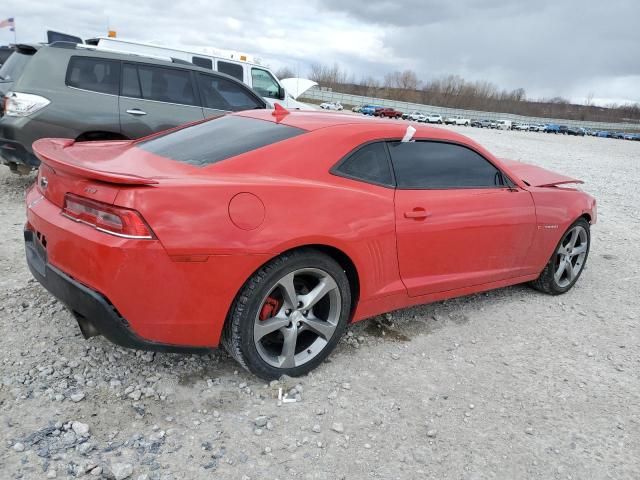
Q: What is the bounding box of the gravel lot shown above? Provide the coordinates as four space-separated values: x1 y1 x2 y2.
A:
1 128 639 480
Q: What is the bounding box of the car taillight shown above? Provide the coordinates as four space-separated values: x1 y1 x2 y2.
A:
62 194 154 240
3 91 50 117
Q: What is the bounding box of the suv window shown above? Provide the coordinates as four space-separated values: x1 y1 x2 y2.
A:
217 61 243 81
388 141 505 189
121 63 141 98
251 68 280 99
333 142 393 187
66 56 121 95
138 116 305 166
134 64 197 105
197 73 263 111
192 56 213 69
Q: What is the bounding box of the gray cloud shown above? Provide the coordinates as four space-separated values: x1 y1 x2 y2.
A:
3 0 639 103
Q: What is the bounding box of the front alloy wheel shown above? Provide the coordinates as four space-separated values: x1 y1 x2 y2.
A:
222 249 351 379
530 218 591 294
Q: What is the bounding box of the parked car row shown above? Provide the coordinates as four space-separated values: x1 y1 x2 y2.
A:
347 102 640 139
466 119 640 139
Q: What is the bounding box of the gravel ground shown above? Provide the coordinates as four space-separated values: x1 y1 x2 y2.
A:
1 128 639 480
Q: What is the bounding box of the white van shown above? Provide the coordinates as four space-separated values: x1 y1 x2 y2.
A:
496 120 512 130
86 37 313 110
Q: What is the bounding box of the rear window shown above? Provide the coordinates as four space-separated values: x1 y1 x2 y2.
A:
217 61 243 81
0 48 13 65
66 56 121 95
192 56 213 69
137 115 305 166
0 51 32 82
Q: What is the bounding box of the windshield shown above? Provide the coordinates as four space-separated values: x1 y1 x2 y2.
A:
0 52 32 82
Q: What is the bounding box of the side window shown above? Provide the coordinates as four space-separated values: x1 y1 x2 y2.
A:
197 73 263 111
192 56 213 69
136 64 197 106
217 61 243 81
121 64 141 98
333 142 393 187
66 56 120 95
251 68 280 99
389 141 504 189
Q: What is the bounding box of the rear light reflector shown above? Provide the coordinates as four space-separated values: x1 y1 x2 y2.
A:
62 194 154 240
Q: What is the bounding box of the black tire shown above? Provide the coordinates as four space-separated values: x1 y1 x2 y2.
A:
530 218 591 295
222 248 351 380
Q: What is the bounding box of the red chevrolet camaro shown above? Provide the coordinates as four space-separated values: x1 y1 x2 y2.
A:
25 109 596 379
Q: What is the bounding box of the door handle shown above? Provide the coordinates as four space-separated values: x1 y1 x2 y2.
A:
404 208 432 219
126 108 147 116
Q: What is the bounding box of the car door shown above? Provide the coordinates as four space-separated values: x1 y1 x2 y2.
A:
196 73 265 119
119 63 205 139
390 140 537 297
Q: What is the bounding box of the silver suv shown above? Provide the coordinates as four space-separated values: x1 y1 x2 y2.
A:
0 43 266 172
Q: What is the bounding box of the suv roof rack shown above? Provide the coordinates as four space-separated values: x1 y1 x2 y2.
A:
49 41 195 66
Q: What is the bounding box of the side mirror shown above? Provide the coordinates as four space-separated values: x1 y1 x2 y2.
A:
278 85 286 101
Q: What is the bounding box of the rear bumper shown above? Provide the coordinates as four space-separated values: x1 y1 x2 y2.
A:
25 228 209 353
24 185 269 349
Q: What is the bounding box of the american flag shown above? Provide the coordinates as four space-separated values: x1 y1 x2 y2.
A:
0 18 15 32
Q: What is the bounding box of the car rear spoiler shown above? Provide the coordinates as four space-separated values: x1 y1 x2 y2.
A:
32 138 158 185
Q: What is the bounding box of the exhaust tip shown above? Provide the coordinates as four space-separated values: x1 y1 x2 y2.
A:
72 311 100 339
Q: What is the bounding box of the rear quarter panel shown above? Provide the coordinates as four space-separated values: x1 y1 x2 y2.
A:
115 126 408 317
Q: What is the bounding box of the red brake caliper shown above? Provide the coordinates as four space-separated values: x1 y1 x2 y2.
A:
259 297 282 321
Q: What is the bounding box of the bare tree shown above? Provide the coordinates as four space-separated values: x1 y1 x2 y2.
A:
308 62 348 90
300 62 640 124
275 66 296 80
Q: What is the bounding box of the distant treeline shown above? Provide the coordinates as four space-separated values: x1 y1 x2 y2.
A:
276 63 640 124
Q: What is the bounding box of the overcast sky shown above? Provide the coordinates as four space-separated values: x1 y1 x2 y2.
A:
3 0 639 105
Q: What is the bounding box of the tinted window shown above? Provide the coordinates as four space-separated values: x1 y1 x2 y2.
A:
251 68 280 98
66 56 120 95
197 73 263 111
121 63 141 98
217 61 243 81
192 56 213 69
334 142 393 186
389 141 504 189
138 116 305 166
137 64 197 105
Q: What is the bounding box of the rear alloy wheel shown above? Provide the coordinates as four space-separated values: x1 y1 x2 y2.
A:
530 218 590 294
222 249 351 379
